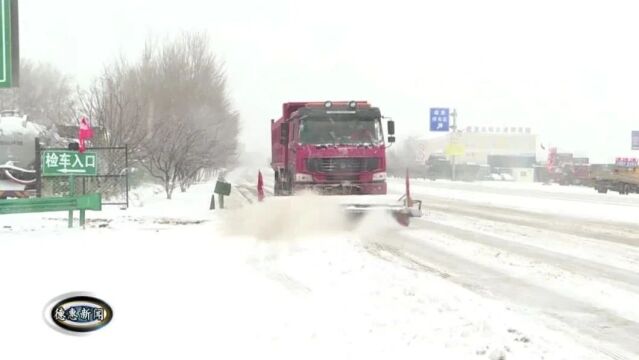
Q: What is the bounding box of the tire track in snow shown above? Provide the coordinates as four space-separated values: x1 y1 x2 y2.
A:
418 195 639 247
415 217 639 292
369 230 639 358
405 180 639 208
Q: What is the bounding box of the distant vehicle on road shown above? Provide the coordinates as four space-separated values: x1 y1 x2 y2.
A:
591 160 639 195
424 154 451 180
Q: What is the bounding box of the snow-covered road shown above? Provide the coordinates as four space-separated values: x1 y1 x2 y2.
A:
232 170 639 358
1 173 638 359
384 178 639 359
404 178 639 208
228 170 639 358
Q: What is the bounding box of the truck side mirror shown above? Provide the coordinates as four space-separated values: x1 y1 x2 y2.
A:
388 136 396 143
387 120 395 135
280 123 289 145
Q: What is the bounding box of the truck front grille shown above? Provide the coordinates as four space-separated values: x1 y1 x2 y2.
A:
307 158 379 173
325 174 360 182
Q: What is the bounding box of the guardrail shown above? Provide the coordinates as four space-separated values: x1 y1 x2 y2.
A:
0 193 102 228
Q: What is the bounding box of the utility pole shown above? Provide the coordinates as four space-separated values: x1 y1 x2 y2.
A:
450 109 458 181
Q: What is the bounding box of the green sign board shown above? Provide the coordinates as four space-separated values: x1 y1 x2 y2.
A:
0 0 18 88
214 181 231 196
42 150 98 177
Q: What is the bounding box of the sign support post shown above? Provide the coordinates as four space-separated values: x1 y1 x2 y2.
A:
450 109 458 181
214 181 231 210
68 176 75 228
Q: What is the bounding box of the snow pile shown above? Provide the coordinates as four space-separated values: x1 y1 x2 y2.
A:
127 183 165 207
0 115 32 135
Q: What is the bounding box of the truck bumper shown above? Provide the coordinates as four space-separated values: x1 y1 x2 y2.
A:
294 182 387 195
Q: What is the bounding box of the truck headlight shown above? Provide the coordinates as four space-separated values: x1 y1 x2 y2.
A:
372 172 386 181
295 173 313 182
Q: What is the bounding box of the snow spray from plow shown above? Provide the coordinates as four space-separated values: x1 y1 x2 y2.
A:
221 169 422 241
341 169 423 227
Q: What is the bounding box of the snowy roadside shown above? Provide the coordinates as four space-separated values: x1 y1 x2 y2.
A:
388 179 639 224
0 181 245 233
390 176 639 199
0 176 617 359
0 222 607 359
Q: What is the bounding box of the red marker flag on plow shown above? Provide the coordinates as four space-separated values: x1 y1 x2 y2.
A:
405 168 412 207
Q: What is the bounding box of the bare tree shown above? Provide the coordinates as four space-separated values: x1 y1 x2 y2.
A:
74 32 239 199
0 60 75 125
138 32 239 198
140 118 191 199
73 58 155 198
76 58 149 152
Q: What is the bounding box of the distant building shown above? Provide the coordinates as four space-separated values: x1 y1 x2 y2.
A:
416 127 538 166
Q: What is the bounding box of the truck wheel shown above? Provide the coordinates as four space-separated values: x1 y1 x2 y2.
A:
596 186 607 194
284 172 293 195
274 173 281 196
275 170 292 196
622 184 631 195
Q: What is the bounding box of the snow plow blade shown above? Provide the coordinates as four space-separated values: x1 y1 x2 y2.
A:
341 197 423 226
341 169 423 226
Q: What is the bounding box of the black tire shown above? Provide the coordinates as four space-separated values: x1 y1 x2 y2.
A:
284 172 293 195
275 170 292 196
274 172 281 196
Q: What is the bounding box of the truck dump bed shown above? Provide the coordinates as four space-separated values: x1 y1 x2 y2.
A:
593 166 639 185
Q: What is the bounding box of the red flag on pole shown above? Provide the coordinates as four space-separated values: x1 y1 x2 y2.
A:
78 116 94 153
405 168 412 207
257 171 265 202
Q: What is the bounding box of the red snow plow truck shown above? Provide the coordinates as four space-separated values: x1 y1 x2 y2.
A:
270 100 422 225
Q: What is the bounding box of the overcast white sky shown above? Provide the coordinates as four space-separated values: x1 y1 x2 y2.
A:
19 0 639 163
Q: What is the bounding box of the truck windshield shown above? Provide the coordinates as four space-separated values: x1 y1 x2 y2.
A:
299 115 383 145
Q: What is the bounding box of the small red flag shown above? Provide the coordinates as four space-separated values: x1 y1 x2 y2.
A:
78 116 94 153
257 171 265 202
405 168 412 207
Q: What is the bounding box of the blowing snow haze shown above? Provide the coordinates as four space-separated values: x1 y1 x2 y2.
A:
4 1 639 358
19 0 639 162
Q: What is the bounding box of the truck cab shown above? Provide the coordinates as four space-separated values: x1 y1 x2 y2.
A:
271 101 395 195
